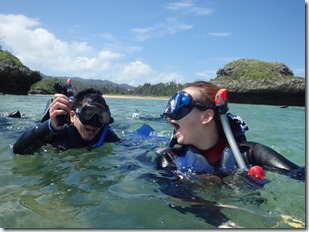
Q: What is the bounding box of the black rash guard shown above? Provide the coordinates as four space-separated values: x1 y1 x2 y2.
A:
13 120 120 154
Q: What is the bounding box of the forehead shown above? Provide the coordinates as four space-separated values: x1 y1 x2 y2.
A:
183 87 201 100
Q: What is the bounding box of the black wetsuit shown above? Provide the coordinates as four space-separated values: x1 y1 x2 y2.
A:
13 120 120 154
239 141 305 180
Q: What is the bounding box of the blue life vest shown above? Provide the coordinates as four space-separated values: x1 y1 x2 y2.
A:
174 145 249 175
171 113 249 174
174 146 215 173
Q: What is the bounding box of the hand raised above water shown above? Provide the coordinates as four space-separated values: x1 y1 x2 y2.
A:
49 93 74 130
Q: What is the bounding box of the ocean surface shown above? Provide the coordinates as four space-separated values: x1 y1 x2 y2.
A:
0 95 305 229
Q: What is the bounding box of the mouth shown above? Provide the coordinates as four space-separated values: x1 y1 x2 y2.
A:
170 121 180 132
85 126 97 134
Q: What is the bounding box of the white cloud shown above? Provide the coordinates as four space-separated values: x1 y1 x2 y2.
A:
0 13 39 28
152 72 185 84
111 61 185 86
70 41 92 53
207 32 232 37
164 0 214 16
0 13 183 86
0 14 95 72
98 50 123 60
131 17 192 41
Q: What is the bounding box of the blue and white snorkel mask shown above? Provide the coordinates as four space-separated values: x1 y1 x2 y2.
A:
162 91 216 120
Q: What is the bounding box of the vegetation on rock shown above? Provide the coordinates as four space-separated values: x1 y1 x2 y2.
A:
215 58 298 80
0 50 24 68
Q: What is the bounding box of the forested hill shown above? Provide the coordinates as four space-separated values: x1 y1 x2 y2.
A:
0 49 305 106
30 75 184 97
37 75 136 94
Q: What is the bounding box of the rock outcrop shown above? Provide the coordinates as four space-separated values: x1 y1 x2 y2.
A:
210 59 305 106
0 52 42 95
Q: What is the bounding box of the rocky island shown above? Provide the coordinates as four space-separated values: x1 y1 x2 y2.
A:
210 59 305 106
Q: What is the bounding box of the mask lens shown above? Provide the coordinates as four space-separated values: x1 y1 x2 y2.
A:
163 91 217 120
163 92 193 120
76 105 111 127
167 93 179 114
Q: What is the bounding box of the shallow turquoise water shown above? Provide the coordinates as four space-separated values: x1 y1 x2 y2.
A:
0 95 305 228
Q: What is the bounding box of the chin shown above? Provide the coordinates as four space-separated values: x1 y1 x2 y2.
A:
82 137 94 142
176 137 185 145
82 133 97 141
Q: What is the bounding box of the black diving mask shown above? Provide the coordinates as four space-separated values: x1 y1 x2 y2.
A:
75 104 111 128
162 91 216 120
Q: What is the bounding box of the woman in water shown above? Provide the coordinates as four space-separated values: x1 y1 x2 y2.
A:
157 81 305 181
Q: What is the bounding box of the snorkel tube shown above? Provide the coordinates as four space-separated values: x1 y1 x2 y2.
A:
66 78 76 100
215 89 266 180
56 78 77 126
215 89 247 170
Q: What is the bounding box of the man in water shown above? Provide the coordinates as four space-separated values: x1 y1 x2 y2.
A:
13 88 120 154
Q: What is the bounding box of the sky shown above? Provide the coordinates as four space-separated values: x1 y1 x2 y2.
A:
0 0 305 87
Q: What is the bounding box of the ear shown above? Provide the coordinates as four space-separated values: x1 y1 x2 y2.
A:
69 110 76 124
201 109 215 124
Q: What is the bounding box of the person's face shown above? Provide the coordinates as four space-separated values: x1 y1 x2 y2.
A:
169 106 205 146
167 87 209 146
169 87 214 146
70 103 106 142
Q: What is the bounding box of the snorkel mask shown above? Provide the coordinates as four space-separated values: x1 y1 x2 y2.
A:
75 104 111 128
162 91 216 120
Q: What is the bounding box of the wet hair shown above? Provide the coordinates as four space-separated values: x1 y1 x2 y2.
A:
184 81 222 105
71 88 107 110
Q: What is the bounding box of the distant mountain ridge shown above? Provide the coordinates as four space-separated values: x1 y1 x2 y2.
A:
42 74 135 90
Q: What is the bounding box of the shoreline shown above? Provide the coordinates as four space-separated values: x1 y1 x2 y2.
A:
103 94 169 100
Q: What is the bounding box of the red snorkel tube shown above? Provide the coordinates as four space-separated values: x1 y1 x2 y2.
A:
66 78 76 100
215 89 265 179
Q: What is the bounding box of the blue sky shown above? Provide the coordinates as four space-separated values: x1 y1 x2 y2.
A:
0 0 305 86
